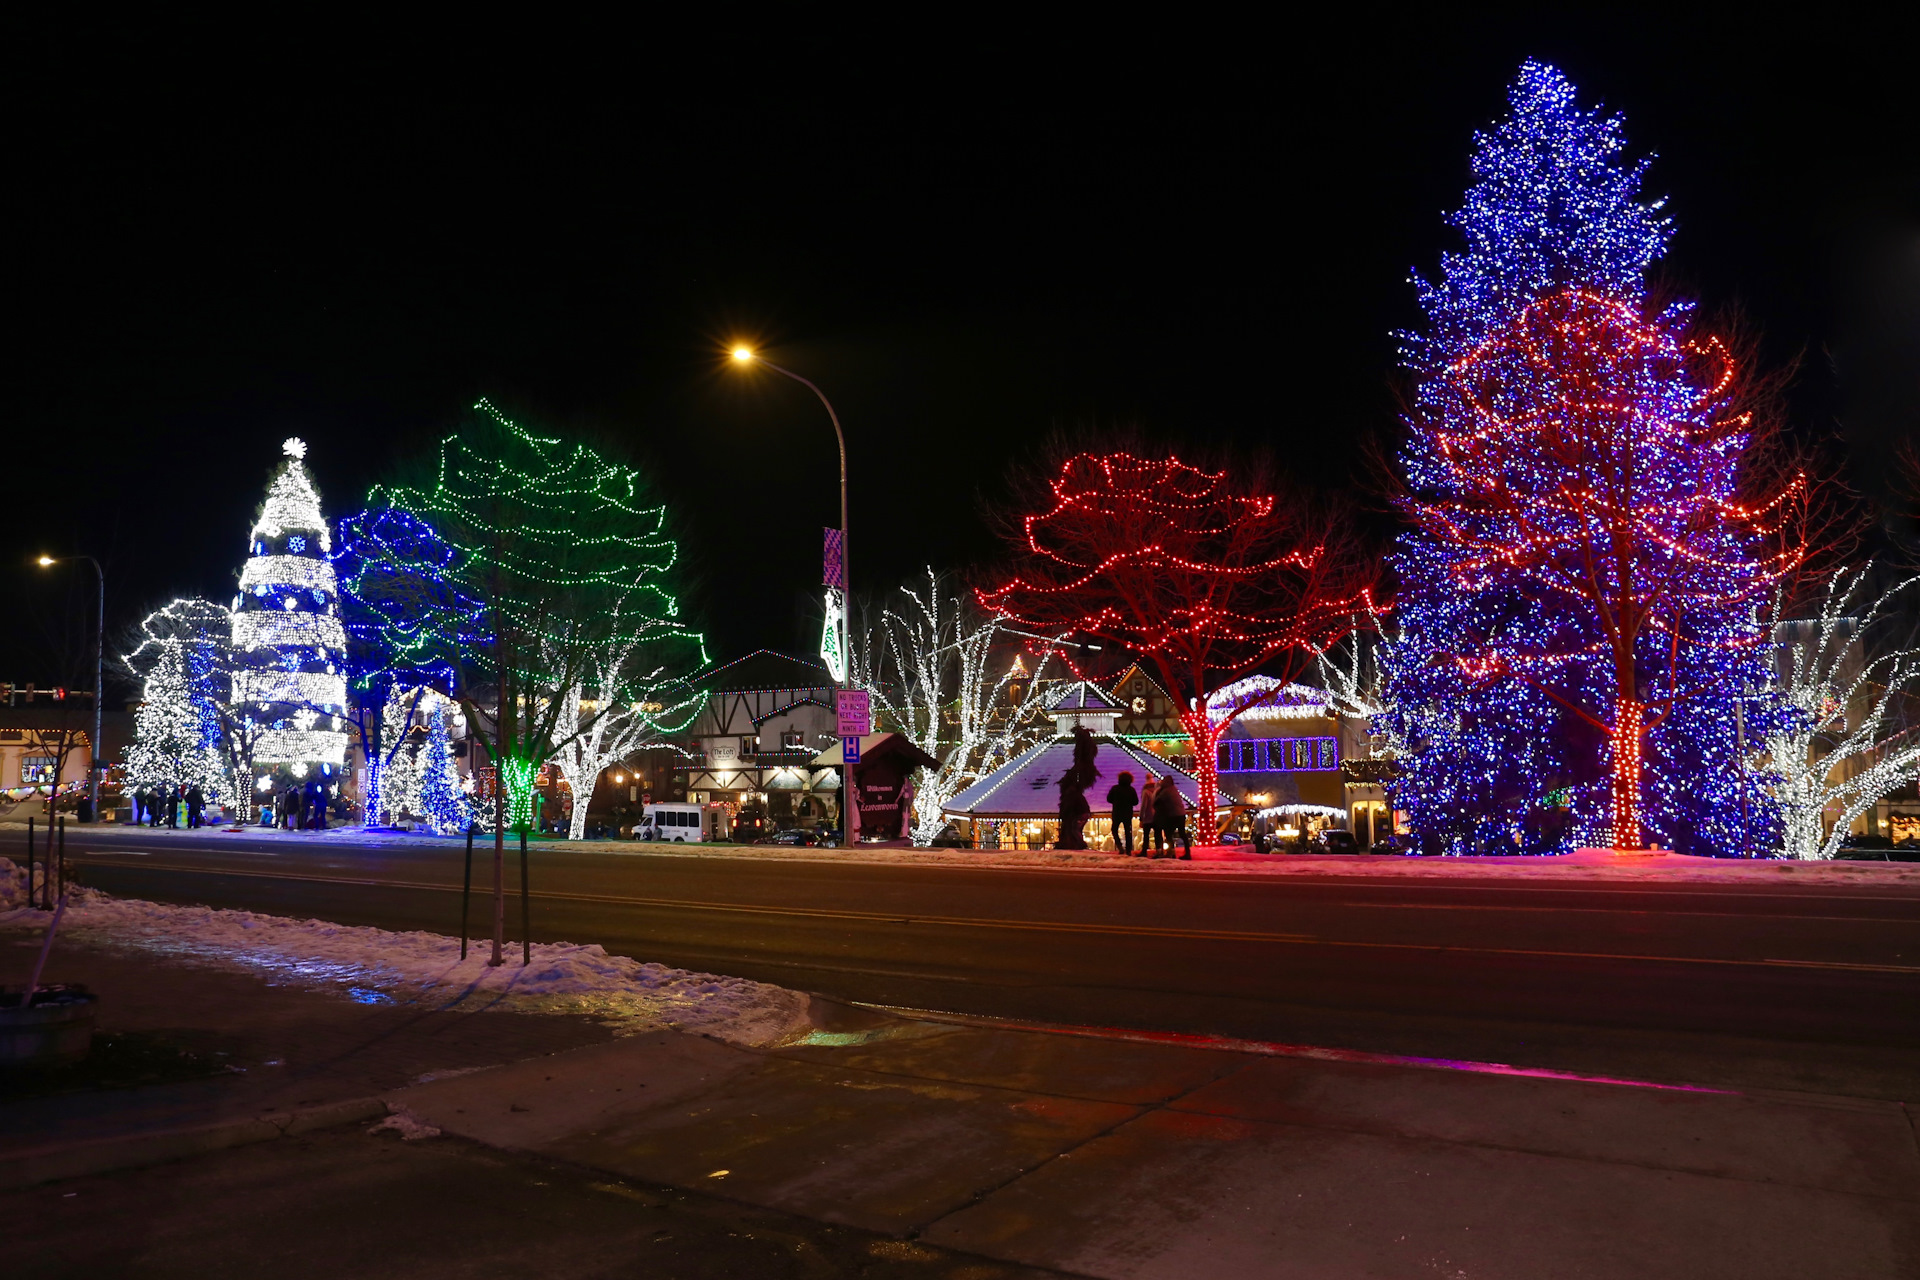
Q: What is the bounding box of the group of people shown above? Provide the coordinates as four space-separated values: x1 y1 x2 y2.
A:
1104 769 1192 859
276 779 333 830
131 784 206 829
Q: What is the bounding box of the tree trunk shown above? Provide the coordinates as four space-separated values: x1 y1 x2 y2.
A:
1609 696 1644 850
1180 706 1222 846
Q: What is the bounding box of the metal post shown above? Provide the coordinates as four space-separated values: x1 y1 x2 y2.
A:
57 817 66 901
90 559 103 823
519 828 530 966
461 822 475 961
25 817 35 912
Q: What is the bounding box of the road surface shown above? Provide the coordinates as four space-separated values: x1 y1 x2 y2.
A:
34 826 1920 1096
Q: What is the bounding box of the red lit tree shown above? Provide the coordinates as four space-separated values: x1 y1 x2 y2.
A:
979 452 1379 844
1397 288 1814 850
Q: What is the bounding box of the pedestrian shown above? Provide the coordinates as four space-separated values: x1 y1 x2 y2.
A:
1106 770 1138 855
132 787 147 826
1154 779 1191 859
1138 775 1161 855
186 784 204 829
165 783 181 829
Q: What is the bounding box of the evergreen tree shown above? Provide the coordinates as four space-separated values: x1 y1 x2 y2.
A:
231 438 349 782
1383 62 1806 855
124 602 232 807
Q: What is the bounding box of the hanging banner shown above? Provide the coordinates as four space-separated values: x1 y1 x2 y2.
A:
823 528 846 590
820 589 847 682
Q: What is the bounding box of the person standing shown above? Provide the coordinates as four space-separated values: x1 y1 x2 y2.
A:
185 784 204 830
1106 770 1138 855
1138 775 1160 855
1154 778 1191 859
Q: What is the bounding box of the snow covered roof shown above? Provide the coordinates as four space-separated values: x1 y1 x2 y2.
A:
942 734 1212 818
1047 681 1125 713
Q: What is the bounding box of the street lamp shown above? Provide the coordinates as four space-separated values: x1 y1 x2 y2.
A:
727 345 852 686
34 553 106 823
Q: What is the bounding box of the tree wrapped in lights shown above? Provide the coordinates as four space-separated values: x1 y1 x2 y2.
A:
230 438 349 775
123 600 234 808
981 452 1378 844
1764 564 1920 858
856 569 1062 844
1385 62 1810 855
338 400 706 963
372 684 471 833
548 614 706 842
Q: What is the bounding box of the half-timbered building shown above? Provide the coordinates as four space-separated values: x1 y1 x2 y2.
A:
677 651 844 832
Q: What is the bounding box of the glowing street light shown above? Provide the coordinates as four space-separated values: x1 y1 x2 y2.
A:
727 344 852 688
34 553 106 822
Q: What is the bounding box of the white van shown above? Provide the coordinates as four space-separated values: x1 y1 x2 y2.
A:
639 802 710 843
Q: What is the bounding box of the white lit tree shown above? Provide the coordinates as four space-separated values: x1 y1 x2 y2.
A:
1312 607 1405 756
124 601 233 807
230 438 349 774
858 569 1061 844
1764 564 1920 858
547 607 707 841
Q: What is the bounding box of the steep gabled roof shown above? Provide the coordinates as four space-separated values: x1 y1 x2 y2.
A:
1047 681 1125 712
694 650 835 694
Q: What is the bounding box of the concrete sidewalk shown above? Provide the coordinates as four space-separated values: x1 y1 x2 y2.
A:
388 1005 1920 1279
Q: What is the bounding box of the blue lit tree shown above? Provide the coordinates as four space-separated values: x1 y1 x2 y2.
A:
1381 62 1807 856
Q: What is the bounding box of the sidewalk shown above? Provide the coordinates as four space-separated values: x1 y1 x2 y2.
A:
385 1002 1919 1278
5 937 1917 1275
30 819 1920 886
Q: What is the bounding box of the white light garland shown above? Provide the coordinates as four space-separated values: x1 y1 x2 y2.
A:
255 729 347 765
239 556 339 593
232 611 347 651
231 670 347 709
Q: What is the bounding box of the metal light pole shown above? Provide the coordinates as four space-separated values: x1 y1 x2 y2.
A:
729 346 857 842
35 554 106 822
730 346 851 658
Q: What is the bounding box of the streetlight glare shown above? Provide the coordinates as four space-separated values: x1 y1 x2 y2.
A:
36 555 55 566
729 346 755 363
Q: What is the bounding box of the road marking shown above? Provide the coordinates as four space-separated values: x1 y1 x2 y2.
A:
846 1005 1739 1094
72 857 1920 974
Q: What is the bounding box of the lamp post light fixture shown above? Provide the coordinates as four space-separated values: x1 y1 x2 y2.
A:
34 553 106 822
727 345 852 690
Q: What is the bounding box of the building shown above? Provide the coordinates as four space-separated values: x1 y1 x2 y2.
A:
0 690 132 820
677 651 845 832
943 681 1210 849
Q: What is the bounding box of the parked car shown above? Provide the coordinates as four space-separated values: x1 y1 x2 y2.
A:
756 829 820 847
1315 830 1358 854
1218 832 1243 845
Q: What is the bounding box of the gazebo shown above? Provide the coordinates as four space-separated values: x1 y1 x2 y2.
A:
941 681 1217 850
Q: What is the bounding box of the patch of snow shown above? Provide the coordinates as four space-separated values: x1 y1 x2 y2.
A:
0 858 811 1047
369 1109 442 1140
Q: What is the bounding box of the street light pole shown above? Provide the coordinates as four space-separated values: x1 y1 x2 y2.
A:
35 554 106 822
729 349 852 685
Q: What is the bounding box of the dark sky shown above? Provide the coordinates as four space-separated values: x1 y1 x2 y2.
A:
6 13 1914 692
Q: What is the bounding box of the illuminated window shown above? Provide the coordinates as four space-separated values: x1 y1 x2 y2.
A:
20 757 56 784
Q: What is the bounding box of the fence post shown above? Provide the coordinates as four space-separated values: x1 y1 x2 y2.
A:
460 823 475 961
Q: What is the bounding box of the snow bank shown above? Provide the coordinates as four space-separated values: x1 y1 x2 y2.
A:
0 858 810 1047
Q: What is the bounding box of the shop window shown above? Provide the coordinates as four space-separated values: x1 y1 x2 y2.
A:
20 757 56 784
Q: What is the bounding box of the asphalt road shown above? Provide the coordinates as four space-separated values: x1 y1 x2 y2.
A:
31 827 1920 1097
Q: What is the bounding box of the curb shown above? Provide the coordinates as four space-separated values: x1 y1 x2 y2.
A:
0 1095 390 1191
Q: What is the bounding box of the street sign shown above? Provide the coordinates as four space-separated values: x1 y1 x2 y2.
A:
842 736 861 764
836 688 871 738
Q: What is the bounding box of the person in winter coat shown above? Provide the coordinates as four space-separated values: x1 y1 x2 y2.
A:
185 785 204 829
1153 779 1191 859
1106 771 1138 855
1138 775 1161 855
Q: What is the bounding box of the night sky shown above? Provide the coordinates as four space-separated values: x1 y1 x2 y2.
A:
7 14 1914 694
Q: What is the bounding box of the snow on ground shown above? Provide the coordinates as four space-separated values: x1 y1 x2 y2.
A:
0 857 811 1047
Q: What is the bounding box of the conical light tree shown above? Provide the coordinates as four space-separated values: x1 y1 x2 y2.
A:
230 438 349 780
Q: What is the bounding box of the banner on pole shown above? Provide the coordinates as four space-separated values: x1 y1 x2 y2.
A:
823 528 846 590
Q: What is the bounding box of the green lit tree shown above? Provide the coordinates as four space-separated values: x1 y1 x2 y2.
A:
340 400 706 964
